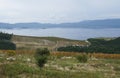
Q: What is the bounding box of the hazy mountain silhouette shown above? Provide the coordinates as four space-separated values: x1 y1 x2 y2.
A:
0 19 120 29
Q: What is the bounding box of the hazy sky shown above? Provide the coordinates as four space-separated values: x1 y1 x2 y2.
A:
0 0 120 23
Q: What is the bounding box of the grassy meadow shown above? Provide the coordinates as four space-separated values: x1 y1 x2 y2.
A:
0 35 119 78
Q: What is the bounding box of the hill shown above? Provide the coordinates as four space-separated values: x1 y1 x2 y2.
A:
0 19 120 29
57 37 120 54
12 35 88 50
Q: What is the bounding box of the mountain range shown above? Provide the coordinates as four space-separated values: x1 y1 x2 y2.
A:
0 19 120 29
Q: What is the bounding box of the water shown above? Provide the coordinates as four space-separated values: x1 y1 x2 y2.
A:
0 28 120 40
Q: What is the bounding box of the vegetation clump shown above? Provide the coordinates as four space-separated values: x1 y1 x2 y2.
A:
0 40 16 50
0 32 12 40
0 32 16 50
76 54 88 63
35 48 50 67
57 37 120 54
6 50 16 56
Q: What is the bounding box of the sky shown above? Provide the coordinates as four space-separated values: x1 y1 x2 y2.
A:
0 0 120 23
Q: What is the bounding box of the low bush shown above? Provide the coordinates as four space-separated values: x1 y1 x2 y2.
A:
76 54 88 63
36 56 47 67
36 48 50 56
6 50 16 56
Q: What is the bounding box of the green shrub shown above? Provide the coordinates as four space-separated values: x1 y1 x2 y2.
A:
36 48 50 56
35 48 50 68
36 56 47 67
76 54 88 63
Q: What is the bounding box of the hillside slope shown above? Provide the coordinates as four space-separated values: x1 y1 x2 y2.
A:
12 35 88 50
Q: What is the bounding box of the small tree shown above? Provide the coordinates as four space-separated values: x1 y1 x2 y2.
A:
35 48 50 68
36 48 50 56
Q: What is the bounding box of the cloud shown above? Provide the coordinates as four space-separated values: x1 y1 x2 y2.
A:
0 0 120 23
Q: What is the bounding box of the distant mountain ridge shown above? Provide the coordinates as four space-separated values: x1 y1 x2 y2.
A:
0 19 120 29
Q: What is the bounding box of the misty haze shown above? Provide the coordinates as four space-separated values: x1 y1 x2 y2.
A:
0 0 120 78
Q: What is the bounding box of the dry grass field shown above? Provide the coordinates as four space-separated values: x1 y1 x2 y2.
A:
12 35 88 51
0 50 120 78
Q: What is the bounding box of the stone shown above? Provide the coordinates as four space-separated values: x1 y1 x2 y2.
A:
6 57 16 61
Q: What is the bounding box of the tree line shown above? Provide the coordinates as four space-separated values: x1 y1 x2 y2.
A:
57 37 120 54
0 32 16 50
0 32 13 40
